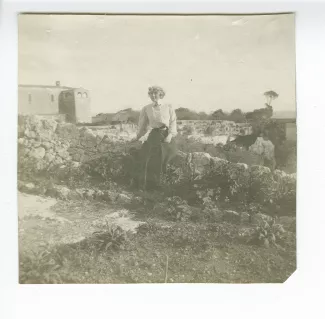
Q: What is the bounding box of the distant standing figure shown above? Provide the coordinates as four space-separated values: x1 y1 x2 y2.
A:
131 86 178 190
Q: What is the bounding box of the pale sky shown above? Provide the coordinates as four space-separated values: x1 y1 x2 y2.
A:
18 14 296 115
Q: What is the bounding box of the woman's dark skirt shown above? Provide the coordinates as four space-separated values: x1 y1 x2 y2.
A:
131 127 177 190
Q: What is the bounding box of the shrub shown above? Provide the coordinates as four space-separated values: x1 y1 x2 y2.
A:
248 220 286 248
196 189 224 222
182 125 194 135
19 246 68 284
197 161 250 206
165 196 193 222
248 166 275 205
136 221 164 236
272 171 296 216
204 125 214 136
154 196 194 222
88 224 130 252
275 140 296 173
162 165 187 187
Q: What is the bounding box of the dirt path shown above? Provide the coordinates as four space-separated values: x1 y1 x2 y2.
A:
19 192 69 222
18 191 143 253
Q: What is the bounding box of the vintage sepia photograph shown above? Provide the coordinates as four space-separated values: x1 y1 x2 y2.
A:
18 13 296 284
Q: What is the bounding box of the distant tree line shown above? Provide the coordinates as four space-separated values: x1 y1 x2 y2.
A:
175 105 269 123
94 90 279 125
176 91 279 123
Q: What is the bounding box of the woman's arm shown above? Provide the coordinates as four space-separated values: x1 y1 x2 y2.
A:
168 104 178 138
136 106 149 140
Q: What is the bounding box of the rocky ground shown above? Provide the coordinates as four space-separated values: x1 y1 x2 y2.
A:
19 192 142 251
18 181 296 284
18 115 296 284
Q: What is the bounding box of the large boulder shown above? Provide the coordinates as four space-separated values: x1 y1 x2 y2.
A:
69 148 85 162
29 147 46 160
41 141 52 150
249 137 265 155
79 127 97 148
56 123 80 142
19 116 58 140
46 185 71 200
187 152 212 175
116 193 132 205
44 152 55 164
51 156 64 166
97 139 112 153
210 156 228 170
40 118 58 139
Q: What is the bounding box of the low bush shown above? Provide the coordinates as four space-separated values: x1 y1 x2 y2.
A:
248 220 286 248
275 140 296 173
87 224 131 252
204 125 215 136
182 125 194 135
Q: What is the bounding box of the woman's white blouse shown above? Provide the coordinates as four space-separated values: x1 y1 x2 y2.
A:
137 103 178 139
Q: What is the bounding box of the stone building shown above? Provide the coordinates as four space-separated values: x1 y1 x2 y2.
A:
18 81 91 124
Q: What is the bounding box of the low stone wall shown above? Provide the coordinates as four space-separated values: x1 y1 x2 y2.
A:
177 120 252 136
18 115 135 172
17 115 296 216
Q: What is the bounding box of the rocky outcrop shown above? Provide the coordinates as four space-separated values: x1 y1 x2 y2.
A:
187 135 235 146
177 120 252 136
249 137 276 169
18 115 135 174
170 151 296 215
18 115 296 216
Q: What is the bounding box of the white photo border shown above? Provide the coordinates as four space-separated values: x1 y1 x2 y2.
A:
1 0 324 318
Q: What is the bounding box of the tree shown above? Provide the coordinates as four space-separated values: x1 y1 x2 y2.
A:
229 109 246 123
246 104 273 122
264 90 279 106
198 112 209 120
263 120 286 146
176 107 190 113
211 109 227 120
175 107 200 120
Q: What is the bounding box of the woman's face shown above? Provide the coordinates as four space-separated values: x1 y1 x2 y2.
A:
149 91 162 103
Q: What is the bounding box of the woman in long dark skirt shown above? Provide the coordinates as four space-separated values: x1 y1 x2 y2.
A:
132 86 178 190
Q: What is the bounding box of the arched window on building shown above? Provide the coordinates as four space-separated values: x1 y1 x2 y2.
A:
51 94 54 102
77 92 82 98
83 92 88 98
28 93 32 104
